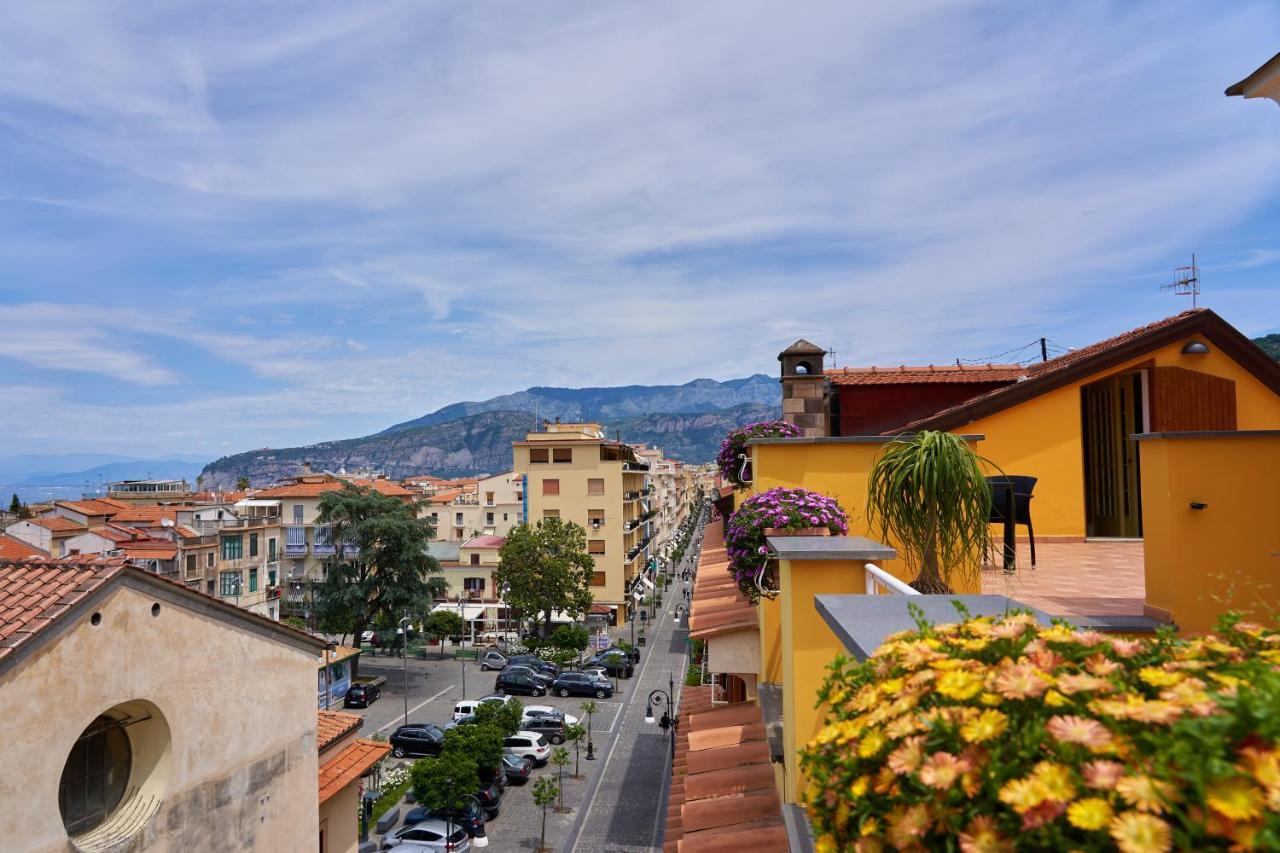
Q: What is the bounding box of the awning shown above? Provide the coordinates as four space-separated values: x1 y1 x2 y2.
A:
431 602 487 621
235 499 282 508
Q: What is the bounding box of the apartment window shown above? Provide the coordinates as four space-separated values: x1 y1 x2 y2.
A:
286 526 306 547
588 539 606 555
553 448 572 464
591 571 607 587
268 538 276 561
503 513 509 521
485 492 495 506
543 479 560 496
588 510 604 530
207 553 214 568
219 571 241 597
464 577 485 592
543 509 560 519
186 554 196 575
530 448 549 463
486 512 494 525
249 568 259 593
470 553 481 566
430 512 439 523
249 532 259 558
587 478 605 496
268 569 277 586
221 535 243 561
292 504 303 523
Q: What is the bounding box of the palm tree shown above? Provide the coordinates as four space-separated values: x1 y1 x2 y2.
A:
866 431 995 594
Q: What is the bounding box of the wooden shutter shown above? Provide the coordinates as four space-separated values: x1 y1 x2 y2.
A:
1150 367 1237 431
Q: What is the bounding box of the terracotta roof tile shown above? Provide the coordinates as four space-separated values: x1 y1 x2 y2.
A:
427 489 464 505
318 737 390 804
317 711 363 752
27 516 86 533
110 506 181 524
462 535 506 550
54 499 126 517
0 556 128 661
829 364 1025 385
0 535 43 560
256 478 415 499
688 521 758 640
320 645 362 668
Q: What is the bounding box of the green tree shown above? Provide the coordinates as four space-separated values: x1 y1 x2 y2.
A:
494 518 594 638
310 483 441 651
443 723 505 773
410 748 479 813
8 493 19 514
236 475 250 491
473 696 523 737
533 776 558 852
549 624 589 655
565 723 586 778
423 610 465 659
549 747 570 812
867 430 995 594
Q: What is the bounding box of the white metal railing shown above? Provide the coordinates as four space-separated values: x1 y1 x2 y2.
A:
864 563 919 596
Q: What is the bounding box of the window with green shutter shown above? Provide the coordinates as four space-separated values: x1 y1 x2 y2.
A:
249 568 258 593
221 535 243 560
249 532 258 558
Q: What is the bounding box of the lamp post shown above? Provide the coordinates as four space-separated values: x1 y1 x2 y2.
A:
456 593 467 699
323 641 336 711
644 674 678 764
399 615 411 728
500 582 511 646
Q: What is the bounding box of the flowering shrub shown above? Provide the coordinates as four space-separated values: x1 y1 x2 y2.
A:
716 420 802 489
801 609 1280 852
725 487 847 603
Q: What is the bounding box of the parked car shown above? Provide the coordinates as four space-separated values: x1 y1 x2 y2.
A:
344 682 382 708
477 650 507 672
361 630 380 646
579 664 610 681
523 705 580 726
551 672 613 698
389 723 446 758
586 650 634 678
504 654 559 677
474 781 503 819
381 819 471 851
403 800 487 839
494 669 548 697
520 712 566 744
452 696 509 720
503 731 551 765
500 753 533 785
479 761 508 792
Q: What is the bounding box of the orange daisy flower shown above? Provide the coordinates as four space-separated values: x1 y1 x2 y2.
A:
1082 760 1127 790
919 751 968 790
1109 811 1172 853
993 663 1050 699
959 816 1012 853
1046 715 1113 749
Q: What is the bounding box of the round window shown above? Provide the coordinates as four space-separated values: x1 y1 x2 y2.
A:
58 716 132 835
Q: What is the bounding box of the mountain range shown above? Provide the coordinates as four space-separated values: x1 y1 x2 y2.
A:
200 376 779 488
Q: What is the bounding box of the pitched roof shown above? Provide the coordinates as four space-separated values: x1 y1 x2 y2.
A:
0 535 42 560
110 506 181 524
317 711 363 752
318 737 391 804
897 310 1280 432
829 364 1025 386
0 556 128 662
427 489 463 505
255 478 415 499
54 499 126 518
663 688 786 853
1226 52 1280 97
27 516 86 534
688 520 758 640
319 645 362 669
119 542 179 560
462 535 506 550
778 339 825 357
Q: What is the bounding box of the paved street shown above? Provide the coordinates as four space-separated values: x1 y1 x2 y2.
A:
353 510 706 852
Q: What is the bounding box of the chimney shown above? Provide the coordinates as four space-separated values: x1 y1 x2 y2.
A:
777 340 829 437
302 460 312 475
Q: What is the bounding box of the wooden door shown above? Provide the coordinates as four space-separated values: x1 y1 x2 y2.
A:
1082 372 1144 538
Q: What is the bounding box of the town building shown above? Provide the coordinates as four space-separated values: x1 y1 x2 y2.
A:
317 711 390 853
1226 51 1280 105
103 478 193 503
513 422 654 625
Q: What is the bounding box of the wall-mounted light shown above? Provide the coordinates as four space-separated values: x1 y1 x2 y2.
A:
1189 501 1208 511
1181 341 1210 355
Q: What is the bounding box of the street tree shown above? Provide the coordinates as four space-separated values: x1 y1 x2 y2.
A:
410 747 478 814
443 723 505 774
423 610 465 659
532 776 558 852
8 493 19 514
494 518 594 638
565 723 586 778
310 483 441 652
474 696 523 737
549 747 571 812
235 475 250 491
580 700 598 753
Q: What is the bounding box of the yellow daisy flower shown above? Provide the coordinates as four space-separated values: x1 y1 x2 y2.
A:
999 777 1048 813
1068 797 1114 831
936 670 984 701
1116 775 1177 814
1206 777 1265 822
857 730 887 758
960 708 1008 743
1137 667 1182 688
1032 761 1077 801
1109 811 1172 853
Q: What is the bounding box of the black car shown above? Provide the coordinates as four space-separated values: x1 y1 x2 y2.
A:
503 665 554 686
494 668 548 696
521 712 566 744
552 671 614 698
505 654 559 677
343 682 381 708
389 723 446 758
474 781 502 819
586 650 634 678
500 753 532 785
403 799 487 839
479 761 508 791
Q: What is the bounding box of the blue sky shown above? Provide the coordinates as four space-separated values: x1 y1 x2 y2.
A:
1 1 1278 459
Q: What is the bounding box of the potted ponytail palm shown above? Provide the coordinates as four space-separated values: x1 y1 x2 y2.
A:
866 430 994 594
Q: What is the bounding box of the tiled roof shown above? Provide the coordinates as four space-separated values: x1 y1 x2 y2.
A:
55 499 126 518
829 364 1025 385
462 535 506 550
255 478 415 499
318 738 391 804
120 542 178 560
94 527 142 544
0 556 129 662
174 525 203 539
687 521 758 640
27 516 86 533
190 491 248 503
427 489 463 505
663 688 786 853
319 645 362 668
0 535 42 560
110 506 181 524
317 710 363 752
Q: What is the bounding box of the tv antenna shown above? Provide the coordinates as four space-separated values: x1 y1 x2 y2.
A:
1162 254 1200 308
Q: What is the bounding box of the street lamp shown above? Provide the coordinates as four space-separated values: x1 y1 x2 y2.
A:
398 615 411 728
456 593 467 699
645 672 678 764
323 641 336 711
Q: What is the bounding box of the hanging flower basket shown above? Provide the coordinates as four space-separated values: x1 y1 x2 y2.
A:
725 487 848 603
716 420 802 490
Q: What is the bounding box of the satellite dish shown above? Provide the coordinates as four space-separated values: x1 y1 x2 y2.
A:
160 518 174 527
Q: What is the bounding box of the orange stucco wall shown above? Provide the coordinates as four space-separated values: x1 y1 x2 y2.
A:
1139 433 1280 635
955 335 1280 538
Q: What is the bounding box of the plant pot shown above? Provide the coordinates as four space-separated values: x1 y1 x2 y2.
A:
763 526 830 538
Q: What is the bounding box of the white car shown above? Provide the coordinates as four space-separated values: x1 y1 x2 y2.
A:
452 696 509 721
382 819 471 850
522 705 579 726
503 731 551 766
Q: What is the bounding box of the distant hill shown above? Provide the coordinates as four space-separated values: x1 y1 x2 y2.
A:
13 458 208 488
201 377 781 488
1255 333 1280 362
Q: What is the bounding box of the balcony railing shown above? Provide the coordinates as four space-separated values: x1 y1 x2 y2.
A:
193 515 280 534
623 462 650 472
623 491 641 502
864 563 918 596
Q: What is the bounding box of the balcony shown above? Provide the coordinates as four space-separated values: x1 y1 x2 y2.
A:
623 461 650 472
193 515 280 534
623 491 641 502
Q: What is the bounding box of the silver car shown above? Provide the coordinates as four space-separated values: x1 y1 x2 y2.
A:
382 818 471 851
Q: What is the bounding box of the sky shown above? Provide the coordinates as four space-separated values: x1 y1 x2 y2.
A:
1 1 1278 460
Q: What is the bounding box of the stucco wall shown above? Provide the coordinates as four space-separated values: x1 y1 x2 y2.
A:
319 782 360 853
0 580 319 853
